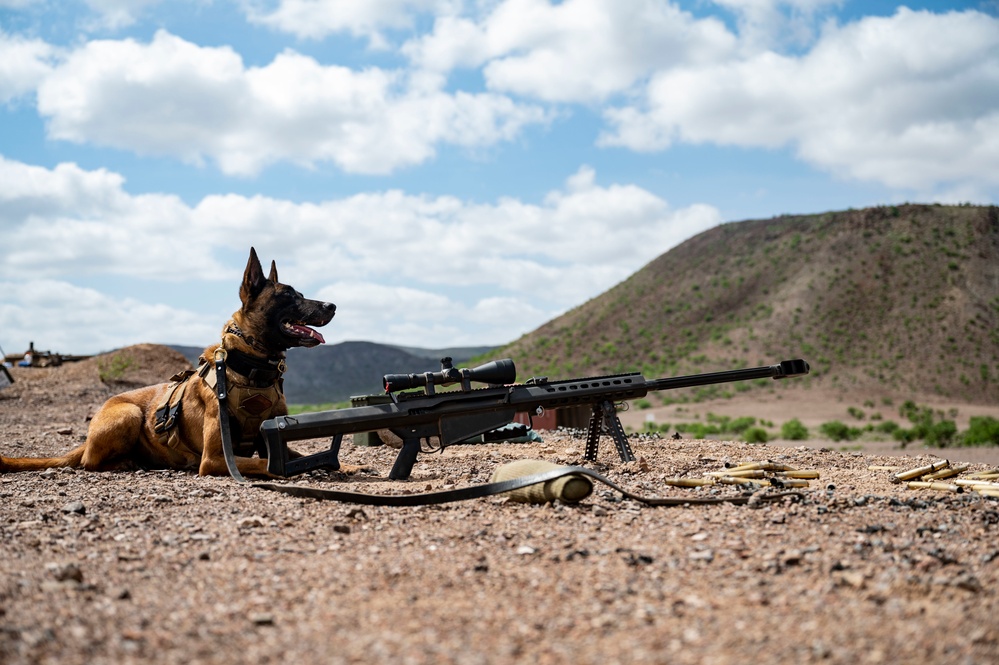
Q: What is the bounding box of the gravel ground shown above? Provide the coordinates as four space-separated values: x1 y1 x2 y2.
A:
2 351 998 664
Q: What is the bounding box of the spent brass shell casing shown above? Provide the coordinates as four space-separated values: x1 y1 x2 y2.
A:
729 462 795 472
777 470 820 479
923 465 969 481
716 476 771 486
906 481 963 493
772 478 810 488
706 469 767 479
966 471 999 480
954 479 999 490
974 487 999 498
891 460 950 484
664 477 717 487
867 465 901 471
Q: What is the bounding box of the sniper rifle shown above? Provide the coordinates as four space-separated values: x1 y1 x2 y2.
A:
259 356 809 481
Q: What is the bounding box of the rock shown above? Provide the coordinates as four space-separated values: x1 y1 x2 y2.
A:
237 516 266 529
61 501 86 515
45 562 83 583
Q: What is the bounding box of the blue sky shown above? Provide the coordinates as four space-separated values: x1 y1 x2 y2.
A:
2 0 997 357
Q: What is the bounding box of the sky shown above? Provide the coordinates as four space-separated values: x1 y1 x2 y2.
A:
1 0 998 357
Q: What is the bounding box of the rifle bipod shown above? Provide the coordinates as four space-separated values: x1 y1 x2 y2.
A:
584 400 635 463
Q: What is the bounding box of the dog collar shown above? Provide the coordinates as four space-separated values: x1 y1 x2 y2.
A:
224 322 272 356
219 346 287 384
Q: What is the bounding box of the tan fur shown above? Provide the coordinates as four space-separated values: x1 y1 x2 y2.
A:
1 248 355 478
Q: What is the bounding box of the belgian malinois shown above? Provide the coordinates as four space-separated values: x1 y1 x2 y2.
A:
1 248 340 478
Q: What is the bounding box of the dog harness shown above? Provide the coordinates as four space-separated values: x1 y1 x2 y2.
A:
153 348 286 455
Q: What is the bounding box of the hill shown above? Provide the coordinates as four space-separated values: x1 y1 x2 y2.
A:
491 204 999 405
169 342 494 404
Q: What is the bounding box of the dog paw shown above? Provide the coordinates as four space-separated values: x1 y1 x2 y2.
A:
338 463 376 475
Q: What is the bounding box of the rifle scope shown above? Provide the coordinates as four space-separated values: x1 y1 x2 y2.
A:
384 357 516 394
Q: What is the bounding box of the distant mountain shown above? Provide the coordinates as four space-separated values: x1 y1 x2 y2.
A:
168 341 496 404
487 204 999 404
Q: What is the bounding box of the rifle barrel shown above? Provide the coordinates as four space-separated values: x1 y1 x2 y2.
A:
645 359 809 393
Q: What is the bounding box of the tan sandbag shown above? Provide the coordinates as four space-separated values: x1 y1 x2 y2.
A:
490 459 593 504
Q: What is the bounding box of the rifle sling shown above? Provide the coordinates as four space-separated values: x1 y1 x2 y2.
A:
251 467 805 508
215 352 248 485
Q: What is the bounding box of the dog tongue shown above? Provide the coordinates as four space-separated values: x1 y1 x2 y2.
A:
289 324 325 344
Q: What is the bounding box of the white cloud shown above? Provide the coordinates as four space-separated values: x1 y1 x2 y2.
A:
404 0 736 102
0 156 720 349
190 165 721 305
0 156 223 279
313 281 552 346
0 30 58 103
710 0 844 50
0 279 219 353
600 8 999 192
315 281 495 345
246 0 460 44
34 30 549 175
82 0 166 29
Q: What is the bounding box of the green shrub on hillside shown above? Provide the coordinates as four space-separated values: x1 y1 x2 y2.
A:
875 420 901 435
97 353 134 383
744 427 768 443
892 400 959 447
728 416 757 433
960 417 999 446
780 418 809 440
924 420 958 447
819 420 861 442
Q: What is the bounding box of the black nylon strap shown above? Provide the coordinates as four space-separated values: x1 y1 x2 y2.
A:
215 353 247 485
251 466 806 508
223 347 284 384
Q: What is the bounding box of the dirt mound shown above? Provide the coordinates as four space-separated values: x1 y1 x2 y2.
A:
62 343 193 389
0 344 193 434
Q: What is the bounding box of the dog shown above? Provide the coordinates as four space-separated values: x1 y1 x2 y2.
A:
1 248 347 478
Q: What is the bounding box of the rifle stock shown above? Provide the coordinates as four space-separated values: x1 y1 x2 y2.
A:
259 358 809 480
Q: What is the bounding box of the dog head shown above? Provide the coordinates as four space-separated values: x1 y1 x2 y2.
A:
238 248 336 352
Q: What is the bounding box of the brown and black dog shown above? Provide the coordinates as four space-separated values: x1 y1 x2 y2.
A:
1 248 339 478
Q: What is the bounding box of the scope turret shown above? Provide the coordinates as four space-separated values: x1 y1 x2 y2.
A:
384 357 516 395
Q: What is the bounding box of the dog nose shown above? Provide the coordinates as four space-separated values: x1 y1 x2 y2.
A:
323 302 336 314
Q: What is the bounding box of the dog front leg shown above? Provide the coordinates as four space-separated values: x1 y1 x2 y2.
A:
198 407 272 478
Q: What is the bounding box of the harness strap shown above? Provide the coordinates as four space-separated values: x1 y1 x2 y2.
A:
251 466 805 507
223 347 286 384
214 350 247 484
153 369 196 434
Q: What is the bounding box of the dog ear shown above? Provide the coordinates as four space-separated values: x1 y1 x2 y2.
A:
268 260 279 284
240 247 267 302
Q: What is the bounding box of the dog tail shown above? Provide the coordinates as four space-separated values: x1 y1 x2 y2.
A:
0 444 86 473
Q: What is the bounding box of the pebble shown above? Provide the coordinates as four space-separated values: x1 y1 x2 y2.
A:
45 562 83 583
60 501 86 514
237 516 267 529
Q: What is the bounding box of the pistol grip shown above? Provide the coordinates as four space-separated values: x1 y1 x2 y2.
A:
389 437 420 480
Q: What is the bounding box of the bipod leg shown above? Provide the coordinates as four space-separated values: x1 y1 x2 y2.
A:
584 403 603 461
600 400 636 463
